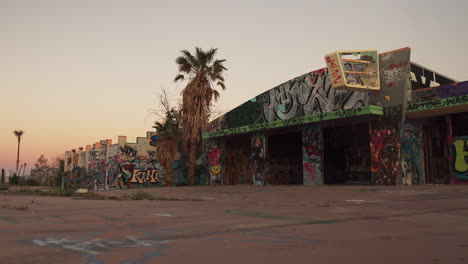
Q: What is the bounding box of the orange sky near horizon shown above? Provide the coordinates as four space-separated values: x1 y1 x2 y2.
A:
1 0 468 175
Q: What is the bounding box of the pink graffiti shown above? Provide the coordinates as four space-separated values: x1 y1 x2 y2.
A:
303 163 316 180
208 148 221 166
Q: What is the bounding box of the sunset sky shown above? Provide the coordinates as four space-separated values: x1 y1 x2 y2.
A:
1 0 467 174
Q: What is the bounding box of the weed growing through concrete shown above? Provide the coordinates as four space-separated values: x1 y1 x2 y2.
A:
6 187 106 199
3 188 203 201
123 192 203 201
1 204 29 211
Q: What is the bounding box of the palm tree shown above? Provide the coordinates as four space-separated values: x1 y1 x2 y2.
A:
23 163 27 177
13 130 25 175
174 47 227 185
153 89 180 186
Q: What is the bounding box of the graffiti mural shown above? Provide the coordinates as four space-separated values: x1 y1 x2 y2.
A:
302 125 321 185
449 137 468 184
63 133 165 190
87 143 107 190
409 82 468 114
251 135 267 185
126 159 164 184
203 68 369 135
400 121 424 185
261 68 367 123
207 140 224 185
368 48 410 185
370 127 401 185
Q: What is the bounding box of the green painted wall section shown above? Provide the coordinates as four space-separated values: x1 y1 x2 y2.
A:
407 95 468 113
203 105 383 139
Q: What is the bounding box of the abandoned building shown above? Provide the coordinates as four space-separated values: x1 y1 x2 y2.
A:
203 47 468 186
63 47 467 188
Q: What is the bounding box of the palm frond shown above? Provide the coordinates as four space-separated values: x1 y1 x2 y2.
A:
175 56 192 74
205 48 217 64
195 47 208 70
174 74 185 82
216 81 226 90
13 130 25 138
181 50 199 70
213 89 220 101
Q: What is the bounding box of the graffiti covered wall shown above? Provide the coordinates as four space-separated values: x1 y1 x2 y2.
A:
207 139 224 185
251 134 267 186
369 48 411 185
302 125 322 185
400 120 424 185
64 132 165 190
449 137 468 184
203 68 369 138
407 81 468 114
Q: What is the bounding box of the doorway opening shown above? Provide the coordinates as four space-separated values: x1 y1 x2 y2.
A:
423 116 450 184
267 131 303 184
224 135 252 185
323 123 371 184
452 112 468 137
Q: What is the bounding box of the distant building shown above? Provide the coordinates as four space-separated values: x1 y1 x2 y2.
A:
63 132 166 190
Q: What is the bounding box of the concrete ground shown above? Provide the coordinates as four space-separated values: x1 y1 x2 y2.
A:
1 185 468 264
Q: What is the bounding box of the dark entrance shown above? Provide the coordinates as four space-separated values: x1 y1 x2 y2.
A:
224 135 252 185
267 131 303 184
323 123 371 184
452 112 468 137
423 116 450 184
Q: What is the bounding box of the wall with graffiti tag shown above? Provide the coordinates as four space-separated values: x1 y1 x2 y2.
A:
368 48 411 185
203 68 369 136
207 139 224 185
251 134 267 186
400 120 425 185
302 125 322 185
449 136 468 184
64 132 165 190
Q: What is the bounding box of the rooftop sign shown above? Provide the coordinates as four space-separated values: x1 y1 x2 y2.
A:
325 49 380 91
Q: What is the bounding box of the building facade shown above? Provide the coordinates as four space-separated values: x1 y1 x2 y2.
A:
64 47 467 188
202 47 468 186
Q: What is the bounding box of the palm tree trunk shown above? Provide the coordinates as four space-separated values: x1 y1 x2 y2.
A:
188 144 196 185
165 166 172 186
15 139 21 175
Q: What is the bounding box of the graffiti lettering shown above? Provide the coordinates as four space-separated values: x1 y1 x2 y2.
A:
407 95 468 112
302 125 321 185
389 61 409 69
325 56 343 85
262 69 367 123
381 68 405 81
450 137 468 183
336 108 359 118
282 116 305 127
129 169 160 184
